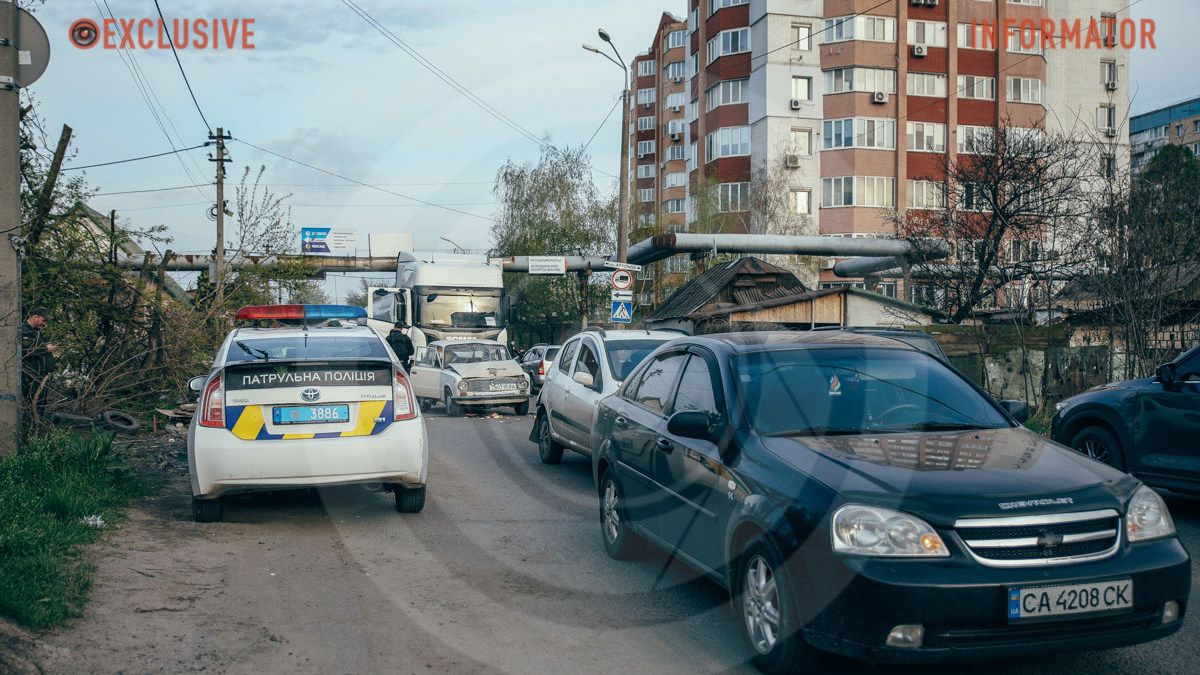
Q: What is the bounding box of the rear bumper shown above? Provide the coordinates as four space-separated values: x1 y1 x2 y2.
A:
795 537 1190 664
189 417 428 498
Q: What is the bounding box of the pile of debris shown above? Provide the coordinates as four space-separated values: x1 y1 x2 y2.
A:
154 403 195 427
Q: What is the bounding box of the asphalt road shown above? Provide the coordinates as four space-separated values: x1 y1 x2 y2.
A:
41 408 1200 674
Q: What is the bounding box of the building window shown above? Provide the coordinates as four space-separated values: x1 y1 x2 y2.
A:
960 183 992 212
705 78 749 111
907 72 947 97
821 176 895 208
705 126 751 162
716 182 749 212
957 75 995 100
823 15 895 43
637 116 655 131
665 61 686 80
1097 105 1116 131
957 23 993 50
957 125 992 154
666 119 686 136
1101 154 1116 179
792 24 812 50
790 189 812 214
1009 240 1043 264
906 180 945 209
667 144 688 161
1100 12 1117 46
1177 124 1185 137
663 198 686 214
1101 60 1117 86
822 117 895 150
707 28 750 64
825 67 896 94
790 128 812 155
637 60 656 77
710 0 748 14
665 30 687 50
636 164 655 179
687 142 697 171
637 140 656 157
824 281 897 298
638 188 655 203
665 92 687 110
638 213 654 226
792 76 812 101
637 88 656 106
908 20 948 47
1007 27 1043 55
906 122 946 152
1007 77 1044 104
910 285 943 307
664 172 687 189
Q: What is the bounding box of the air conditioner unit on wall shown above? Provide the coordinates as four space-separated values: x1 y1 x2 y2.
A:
912 44 928 58
784 154 801 169
1105 127 1118 138
923 0 939 6
789 98 803 110
1105 80 1118 91
670 132 682 141
872 91 889 104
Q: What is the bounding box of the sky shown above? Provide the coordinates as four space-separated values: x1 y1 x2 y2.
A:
22 0 1200 301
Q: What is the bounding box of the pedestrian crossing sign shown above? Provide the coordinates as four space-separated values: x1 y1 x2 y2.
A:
610 301 633 324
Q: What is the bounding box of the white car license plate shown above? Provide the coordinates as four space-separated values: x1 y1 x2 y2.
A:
1008 579 1132 621
488 382 518 392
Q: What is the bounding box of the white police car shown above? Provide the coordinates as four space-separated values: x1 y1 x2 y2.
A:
186 304 428 522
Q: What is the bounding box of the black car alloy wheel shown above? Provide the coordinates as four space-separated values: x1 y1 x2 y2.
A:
599 468 642 559
743 554 781 655
735 541 817 673
1070 426 1125 470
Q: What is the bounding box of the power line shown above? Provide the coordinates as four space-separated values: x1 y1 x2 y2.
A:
582 95 622 152
153 0 213 134
234 138 495 222
119 201 210 212
62 144 211 172
94 183 213 196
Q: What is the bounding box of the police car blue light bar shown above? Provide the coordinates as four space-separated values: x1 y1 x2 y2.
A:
235 304 367 321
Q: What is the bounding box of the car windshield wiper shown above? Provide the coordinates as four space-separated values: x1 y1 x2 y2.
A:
882 422 1005 433
235 340 271 362
763 426 874 438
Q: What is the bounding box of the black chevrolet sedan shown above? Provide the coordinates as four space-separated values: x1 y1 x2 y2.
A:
591 332 1189 673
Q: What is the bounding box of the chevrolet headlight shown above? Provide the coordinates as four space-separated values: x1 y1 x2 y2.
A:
1127 486 1175 542
831 504 949 557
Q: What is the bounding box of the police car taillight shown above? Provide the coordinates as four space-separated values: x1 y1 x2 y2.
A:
199 375 224 428
393 369 417 421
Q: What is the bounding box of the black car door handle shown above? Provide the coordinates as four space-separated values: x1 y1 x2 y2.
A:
655 437 674 453
614 416 628 428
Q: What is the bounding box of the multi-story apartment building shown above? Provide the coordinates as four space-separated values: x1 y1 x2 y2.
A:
626 0 1131 308
1130 96 1200 172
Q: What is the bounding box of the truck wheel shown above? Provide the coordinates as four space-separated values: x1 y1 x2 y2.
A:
443 390 462 417
514 401 530 416
191 496 223 523
395 485 426 513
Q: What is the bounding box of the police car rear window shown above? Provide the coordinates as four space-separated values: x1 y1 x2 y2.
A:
225 337 389 364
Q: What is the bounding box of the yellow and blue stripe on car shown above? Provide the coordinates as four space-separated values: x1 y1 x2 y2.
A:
224 401 393 440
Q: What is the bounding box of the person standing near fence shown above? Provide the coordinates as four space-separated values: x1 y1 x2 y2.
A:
20 307 55 422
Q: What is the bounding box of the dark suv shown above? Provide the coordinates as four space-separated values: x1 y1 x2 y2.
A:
592 332 1188 672
1052 346 1200 493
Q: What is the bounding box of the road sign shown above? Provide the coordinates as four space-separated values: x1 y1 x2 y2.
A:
604 261 643 273
611 290 633 302
610 301 633 324
528 256 567 275
301 227 357 256
15 8 50 87
611 269 633 290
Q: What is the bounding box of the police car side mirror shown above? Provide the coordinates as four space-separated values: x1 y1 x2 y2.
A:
188 376 206 393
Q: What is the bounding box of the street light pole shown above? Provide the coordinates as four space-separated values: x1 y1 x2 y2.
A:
587 29 629 264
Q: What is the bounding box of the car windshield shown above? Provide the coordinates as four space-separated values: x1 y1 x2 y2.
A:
545 346 560 361
443 343 511 364
733 347 1010 437
870 332 945 360
419 292 500 329
606 339 667 381
225 337 388 364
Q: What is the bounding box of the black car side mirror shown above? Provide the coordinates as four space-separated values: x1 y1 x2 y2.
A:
1001 400 1030 423
1157 363 1178 389
668 411 718 441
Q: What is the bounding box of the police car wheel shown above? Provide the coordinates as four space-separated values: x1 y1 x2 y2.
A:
443 390 462 417
191 496 223 523
395 485 426 513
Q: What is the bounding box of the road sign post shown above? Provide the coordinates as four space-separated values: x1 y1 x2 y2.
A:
610 300 633 324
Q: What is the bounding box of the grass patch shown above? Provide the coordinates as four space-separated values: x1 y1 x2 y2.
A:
0 428 143 630
1024 408 1055 437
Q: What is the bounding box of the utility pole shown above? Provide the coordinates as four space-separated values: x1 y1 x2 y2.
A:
209 128 231 304
0 1 21 454
617 87 630 264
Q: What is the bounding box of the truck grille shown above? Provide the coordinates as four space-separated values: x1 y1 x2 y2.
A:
464 377 524 392
954 509 1121 568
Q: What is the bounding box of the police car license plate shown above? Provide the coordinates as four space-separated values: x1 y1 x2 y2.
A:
489 382 518 392
272 405 350 425
1008 579 1132 621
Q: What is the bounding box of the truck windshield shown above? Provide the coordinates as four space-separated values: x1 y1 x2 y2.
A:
734 347 1010 437
420 292 500 329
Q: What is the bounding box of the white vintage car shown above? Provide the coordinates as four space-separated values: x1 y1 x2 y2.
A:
410 340 531 416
